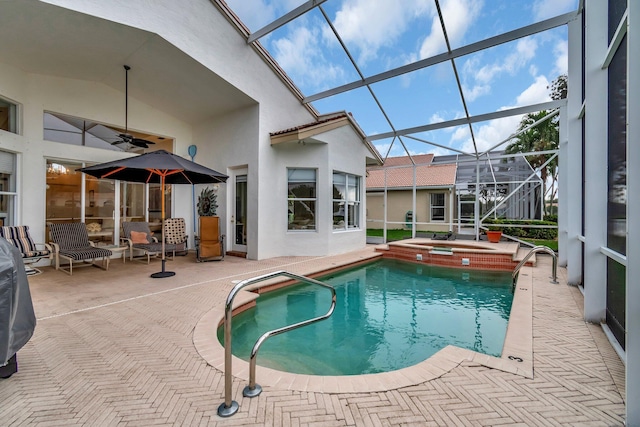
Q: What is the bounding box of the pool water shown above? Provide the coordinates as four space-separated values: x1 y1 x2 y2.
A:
220 259 513 376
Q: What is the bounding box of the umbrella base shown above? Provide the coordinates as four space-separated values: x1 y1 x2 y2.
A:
151 270 175 278
151 259 175 279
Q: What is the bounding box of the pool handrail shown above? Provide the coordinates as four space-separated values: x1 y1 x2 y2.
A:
512 245 558 290
217 270 336 418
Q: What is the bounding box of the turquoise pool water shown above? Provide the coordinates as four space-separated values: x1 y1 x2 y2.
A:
220 259 513 376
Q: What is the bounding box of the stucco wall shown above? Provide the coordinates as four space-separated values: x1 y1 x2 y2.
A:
366 189 452 232
0 64 192 243
0 0 373 260
263 125 371 258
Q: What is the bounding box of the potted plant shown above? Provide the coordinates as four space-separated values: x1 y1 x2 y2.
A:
195 186 224 261
486 226 502 243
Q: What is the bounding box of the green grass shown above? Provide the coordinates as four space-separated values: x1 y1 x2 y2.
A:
367 229 411 241
521 239 558 251
367 229 448 241
368 228 558 251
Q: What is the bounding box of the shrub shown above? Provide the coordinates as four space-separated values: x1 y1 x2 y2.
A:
483 218 557 240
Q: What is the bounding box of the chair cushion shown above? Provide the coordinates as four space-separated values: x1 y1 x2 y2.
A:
164 218 187 244
199 216 220 241
200 241 222 257
122 222 154 243
48 223 91 250
86 222 102 233
0 225 38 254
130 231 150 244
59 247 112 261
132 242 176 253
22 250 50 259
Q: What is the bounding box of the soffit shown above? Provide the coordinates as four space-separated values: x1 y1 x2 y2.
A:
0 0 256 124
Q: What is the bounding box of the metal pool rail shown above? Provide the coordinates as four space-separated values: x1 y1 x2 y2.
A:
512 245 558 290
217 270 336 418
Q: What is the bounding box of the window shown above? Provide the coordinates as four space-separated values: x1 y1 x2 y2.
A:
45 159 166 244
0 151 16 225
43 111 164 154
287 168 316 230
44 112 122 151
0 97 18 134
430 193 445 221
46 160 83 225
333 172 361 230
149 183 171 231
605 32 627 350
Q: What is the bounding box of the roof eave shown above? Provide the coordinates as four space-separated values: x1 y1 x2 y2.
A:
210 0 319 119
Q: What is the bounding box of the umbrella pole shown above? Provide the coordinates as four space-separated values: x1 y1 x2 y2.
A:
151 175 176 278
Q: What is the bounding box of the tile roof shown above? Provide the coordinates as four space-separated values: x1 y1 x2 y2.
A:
368 154 434 168
366 162 457 189
269 113 348 136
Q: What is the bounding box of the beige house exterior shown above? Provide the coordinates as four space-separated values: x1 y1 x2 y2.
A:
366 155 457 233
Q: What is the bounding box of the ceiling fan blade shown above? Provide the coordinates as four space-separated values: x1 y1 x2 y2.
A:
132 138 155 145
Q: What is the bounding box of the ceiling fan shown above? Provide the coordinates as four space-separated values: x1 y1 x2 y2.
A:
111 65 155 149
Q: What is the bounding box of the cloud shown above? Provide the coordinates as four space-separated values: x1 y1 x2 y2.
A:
532 0 578 21
457 75 552 153
554 39 568 75
430 113 446 124
515 75 550 106
462 83 491 102
271 24 346 91
333 0 433 64
225 0 277 31
476 37 538 84
460 36 539 103
419 0 483 59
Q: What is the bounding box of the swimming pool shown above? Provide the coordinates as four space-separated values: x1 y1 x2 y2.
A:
220 259 513 376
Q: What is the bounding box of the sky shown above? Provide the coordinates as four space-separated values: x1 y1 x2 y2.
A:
225 0 578 159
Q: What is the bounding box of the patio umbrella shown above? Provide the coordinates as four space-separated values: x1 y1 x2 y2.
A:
78 150 228 278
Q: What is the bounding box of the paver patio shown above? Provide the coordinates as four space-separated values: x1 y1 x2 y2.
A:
0 247 626 426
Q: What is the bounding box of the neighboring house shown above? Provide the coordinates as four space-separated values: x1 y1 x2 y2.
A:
366 155 457 233
0 0 382 261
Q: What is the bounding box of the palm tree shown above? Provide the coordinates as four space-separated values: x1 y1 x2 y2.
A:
505 110 559 215
504 75 565 216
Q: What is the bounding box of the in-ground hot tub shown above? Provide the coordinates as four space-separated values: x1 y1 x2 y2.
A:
377 238 529 271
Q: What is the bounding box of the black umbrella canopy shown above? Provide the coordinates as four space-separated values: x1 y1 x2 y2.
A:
77 150 228 184
77 149 227 279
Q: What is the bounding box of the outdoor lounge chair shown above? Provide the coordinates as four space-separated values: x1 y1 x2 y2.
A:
432 232 455 241
121 221 176 263
163 218 188 256
195 216 224 262
0 225 52 275
47 222 112 275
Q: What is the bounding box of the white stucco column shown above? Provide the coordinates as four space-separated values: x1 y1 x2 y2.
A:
583 0 608 322
565 15 583 285
558 105 568 267
626 0 639 423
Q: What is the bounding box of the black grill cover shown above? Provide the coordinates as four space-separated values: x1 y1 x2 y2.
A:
0 238 36 366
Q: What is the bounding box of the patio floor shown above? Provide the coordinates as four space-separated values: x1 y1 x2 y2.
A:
1 247 626 426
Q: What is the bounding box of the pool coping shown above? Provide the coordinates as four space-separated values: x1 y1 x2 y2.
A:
193 258 535 394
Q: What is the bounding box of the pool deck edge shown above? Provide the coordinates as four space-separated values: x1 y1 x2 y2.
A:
193 257 537 393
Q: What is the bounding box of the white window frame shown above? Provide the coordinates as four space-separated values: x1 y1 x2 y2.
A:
333 171 361 231
430 192 445 222
0 150 17 226
0 95 19 134
287 168 317 231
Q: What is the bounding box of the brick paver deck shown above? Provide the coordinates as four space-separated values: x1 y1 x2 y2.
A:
0 248 626 426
